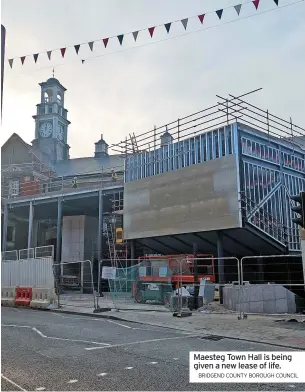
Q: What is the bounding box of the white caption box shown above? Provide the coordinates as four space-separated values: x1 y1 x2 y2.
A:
189 352 305 383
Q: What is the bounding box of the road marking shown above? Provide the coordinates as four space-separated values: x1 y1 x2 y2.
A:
97 373 108 377
35 387 46 391
149 362 158 364
85 335 196 351
173 358 179 360
31 327 110 346
67 379 78 384
1 374 27 391
106 320 133 329
125 367 133 370
2 324 110 346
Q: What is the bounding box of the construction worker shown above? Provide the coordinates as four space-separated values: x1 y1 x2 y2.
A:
111 168 118 182
72 176 78 188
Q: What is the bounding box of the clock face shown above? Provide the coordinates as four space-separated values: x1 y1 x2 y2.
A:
39 122 52 138
57 124 64 141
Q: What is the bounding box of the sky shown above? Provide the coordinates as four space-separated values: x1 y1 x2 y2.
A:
1 0 305 158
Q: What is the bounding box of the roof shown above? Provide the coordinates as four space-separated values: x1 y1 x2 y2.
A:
54 155 125 177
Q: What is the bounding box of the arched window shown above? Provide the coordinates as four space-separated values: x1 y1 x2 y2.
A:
57 92 62 104
44 90 52 103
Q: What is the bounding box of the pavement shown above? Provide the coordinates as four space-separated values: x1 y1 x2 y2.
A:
2 307 305 391
53 294 305 350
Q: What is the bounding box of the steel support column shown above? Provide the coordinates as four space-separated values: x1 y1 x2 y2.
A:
2 203 8 252
130 239 136 264
216 231 225 283
216 231 225 304
27 201 34 252
97 190 103 297
56 198 62 276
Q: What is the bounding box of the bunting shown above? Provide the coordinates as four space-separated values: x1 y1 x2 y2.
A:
164 22 171 33
216 9 223 19
6 0 287 68
117 34 124 45
234 4 242 15
148 26 155 37
181 18 188 30
198 14 205 24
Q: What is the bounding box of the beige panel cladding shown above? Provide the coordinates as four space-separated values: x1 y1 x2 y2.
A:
123 154 241 240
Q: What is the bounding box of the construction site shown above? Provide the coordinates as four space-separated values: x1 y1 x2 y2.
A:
1 79 305 305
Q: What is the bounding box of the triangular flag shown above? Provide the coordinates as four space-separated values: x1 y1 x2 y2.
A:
33 53 39 63
148 26 155 38
8 59 13 68
252 0 260 9
164 23 171 33
181 18 188 30
132 31 139 41
81 60 85 64
273 0 279 5
74 44 80 54
198 14 205 24
216 9 223 19
88 41 94 51
47 51 52 60
103 38 109 48
117 34 124 45
234 4 242 15
20 56 26 65
60 48 66 57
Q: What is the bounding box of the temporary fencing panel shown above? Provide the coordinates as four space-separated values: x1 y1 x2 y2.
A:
19 248 34 260
1 250 18 261
1 258 54 288
35 245 54 259
239 254 305 317
53 260 96 310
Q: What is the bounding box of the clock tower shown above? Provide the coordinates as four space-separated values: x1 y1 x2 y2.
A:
32 78 70 164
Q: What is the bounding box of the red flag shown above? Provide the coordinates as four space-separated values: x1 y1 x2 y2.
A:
21 56 26 65
60 48 66 57
103 38 109 48
253 0 260 9
198 14 205 24
148 26 155 38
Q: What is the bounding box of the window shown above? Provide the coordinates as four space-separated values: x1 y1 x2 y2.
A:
7 226 15 242
9 180 19 196
57 92 62 104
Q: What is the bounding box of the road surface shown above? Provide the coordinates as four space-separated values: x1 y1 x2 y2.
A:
1 307 304 391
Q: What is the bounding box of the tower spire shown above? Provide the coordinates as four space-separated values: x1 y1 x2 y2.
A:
52 67 55 78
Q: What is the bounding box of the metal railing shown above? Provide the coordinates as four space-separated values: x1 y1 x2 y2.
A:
1 163 125 200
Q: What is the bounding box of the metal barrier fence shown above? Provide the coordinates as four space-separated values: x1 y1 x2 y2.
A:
52 260 96 310
1 257 54 288
239 254 305 319
35 245 54 259
101 256 242 313
19 248 35 260
1 250 18 261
